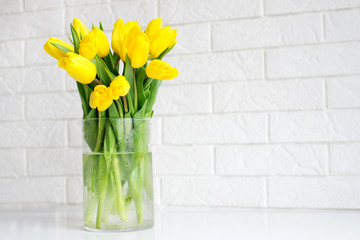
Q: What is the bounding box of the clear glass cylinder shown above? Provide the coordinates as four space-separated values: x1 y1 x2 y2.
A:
82 118 154 232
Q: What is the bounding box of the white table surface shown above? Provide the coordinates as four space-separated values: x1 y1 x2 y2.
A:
1 206 360 240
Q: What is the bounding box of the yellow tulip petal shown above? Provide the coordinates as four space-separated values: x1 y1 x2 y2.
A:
43 37 74 60
145 18 162 38
89 85 114 111
89 91 99 109
149 27 177 58
79 42 97 60
110 75 130 99
123 28 150 68
79 27 109 59
146 59 178 80
72 18 90 39
130 43 149 68
93 27 110 57
59 52 96 84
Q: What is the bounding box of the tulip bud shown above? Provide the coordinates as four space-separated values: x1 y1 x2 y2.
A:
145 18 162 39
72 18 90 39
89 85 114 111
145 18 177 58
79 27 110 60
145 60 178 80
58 52 96 84
123 28 150 68
111 19 140 61
110 75 130 99
43 37 74 60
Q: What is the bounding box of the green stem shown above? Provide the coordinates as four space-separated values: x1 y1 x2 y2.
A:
83 154 99 223
110 155 128 221
93 78 102 85
107 121 129 222
133 68 138 111
115 57 120 71
93 111 105 152
96 154 108 228
122 96 128 113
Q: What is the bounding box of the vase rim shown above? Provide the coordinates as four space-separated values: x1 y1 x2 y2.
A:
82 117 152 122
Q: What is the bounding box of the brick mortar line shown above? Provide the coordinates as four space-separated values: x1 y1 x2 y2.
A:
165 7 360 26
2 107 360 124
1 16 359 46
322 13 326 42
0 38 359 62
191 40 360 56
1 142 357 151
158 177 162 206
327 144 331 176
266 114 270 143
156 0 160 18
154 140 360 147
266 178 269 207
2 175 360 181
212 147 216 175
3 141 360 151
1 75 359 97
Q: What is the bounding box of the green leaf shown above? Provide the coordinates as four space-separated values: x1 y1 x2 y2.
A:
104 67 116 81
50 42 72 54
124 55 134 101
145 79 161 114
99 22 104 31
135 67 147 111
82 84 93 106
70 23 80 54
143 77 153 90
88 81 97 90
157 44 176 60
108 103 119 118
115 100 124 118
112 53 119 67
104 122 117 153
108 104 126 151
85 108 97 119
103 54 114 72
93 111 106 152
134 99 148 119
83 109 98 151
144 89 150 99
76 82 90 117
68 36 74 45
93 55 112 86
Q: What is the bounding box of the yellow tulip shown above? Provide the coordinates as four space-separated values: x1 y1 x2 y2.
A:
111 19 140 61
72 18 90 39
110 75 130 99
89 85 114 111
145 60 178 80
145 18 162 39
58 52 96 84
122 27 150 68
79 27 110 60
43 37 74 60
145 18 177 58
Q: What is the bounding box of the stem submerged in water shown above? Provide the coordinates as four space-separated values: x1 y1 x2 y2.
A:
96 154 108 229
84 118 152 229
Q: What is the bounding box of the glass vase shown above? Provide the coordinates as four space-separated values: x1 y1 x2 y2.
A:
82 118 154 232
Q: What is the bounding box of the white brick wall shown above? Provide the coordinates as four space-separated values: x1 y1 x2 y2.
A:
0 0 360 209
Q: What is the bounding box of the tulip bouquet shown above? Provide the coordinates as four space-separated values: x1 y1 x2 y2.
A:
44 18 177 230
